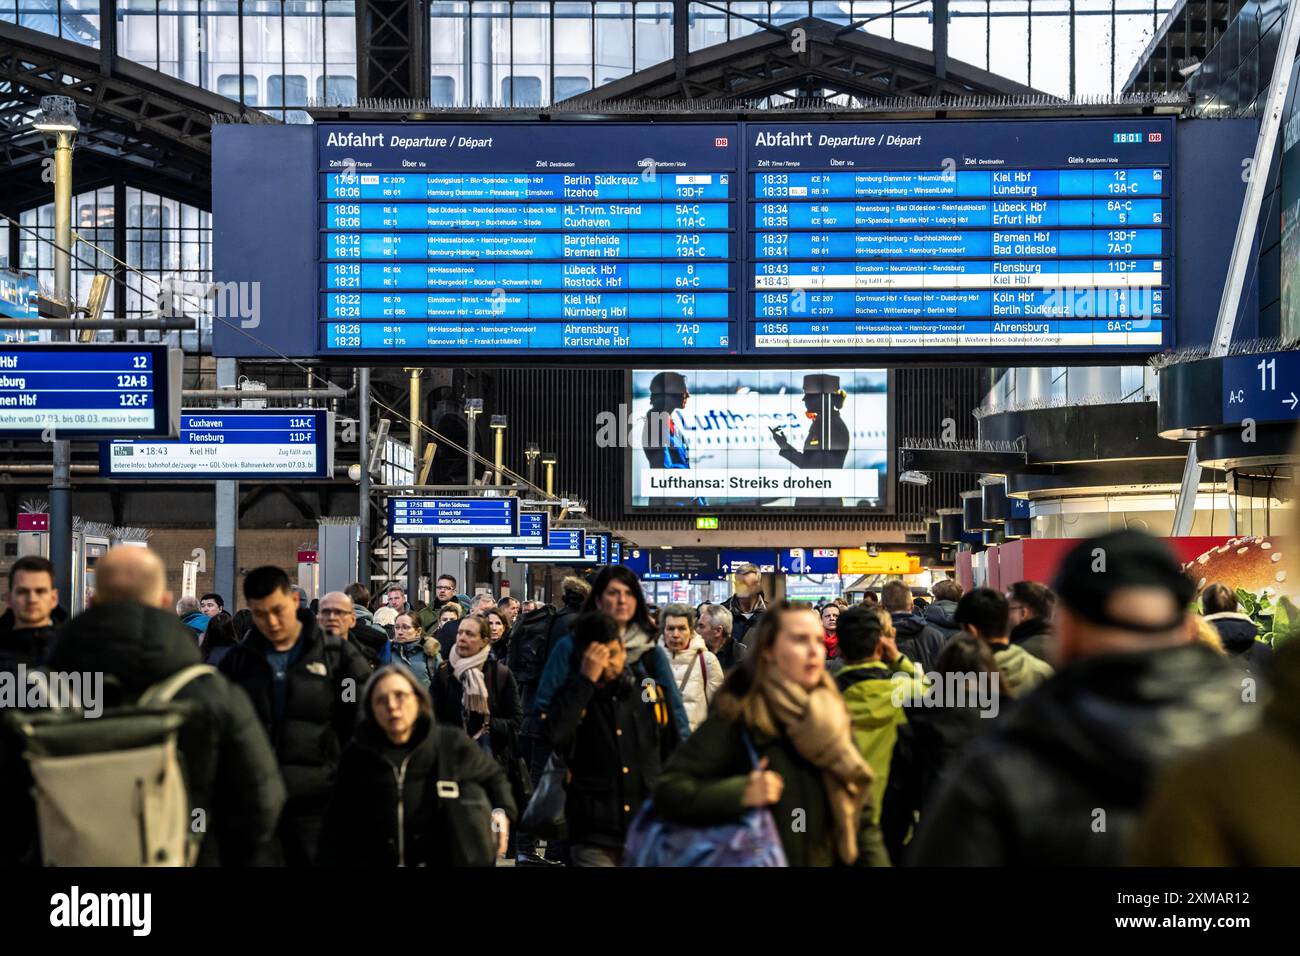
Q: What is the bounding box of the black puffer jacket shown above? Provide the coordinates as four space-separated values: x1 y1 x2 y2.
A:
1009 616 1053 663
544 669 679 849
318 714 516 866
218 609 373 803
909 644 1259 866
13 602 286 866
0 606 65 672
891 612 949 674
1204 612 1275 676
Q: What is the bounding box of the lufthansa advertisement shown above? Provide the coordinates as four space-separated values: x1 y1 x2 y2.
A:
626 369 890 510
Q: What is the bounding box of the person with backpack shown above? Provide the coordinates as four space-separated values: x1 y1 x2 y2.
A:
218 565 372 866
1 546 285 866
544 612 680 866
318 665 515 866
532 567 692 743
391 612 440 687
654 601 889 867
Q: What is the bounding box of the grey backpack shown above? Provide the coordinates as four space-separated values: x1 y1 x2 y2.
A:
7 664 216 866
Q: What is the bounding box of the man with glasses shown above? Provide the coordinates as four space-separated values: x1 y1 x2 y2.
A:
1006 581 1054 663
416 574 460 632
318 591 389 669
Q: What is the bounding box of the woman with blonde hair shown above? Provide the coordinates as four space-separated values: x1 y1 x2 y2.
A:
653 601 889 866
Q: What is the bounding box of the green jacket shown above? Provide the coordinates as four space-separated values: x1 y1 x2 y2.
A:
993 642 1054 697
654 709 890 867
834 656 926 824
1129 639 1300 865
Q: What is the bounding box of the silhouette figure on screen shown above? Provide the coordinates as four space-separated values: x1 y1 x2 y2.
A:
642 371 704 507
770 373 851 470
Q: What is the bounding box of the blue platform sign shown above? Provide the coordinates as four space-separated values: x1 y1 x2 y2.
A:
779 548 841 574
388 496 519 537
101 409 332 479
0 344 180 439
495 528 585 560
582 532 611 564
439 509 547 547
1222 351 1300 423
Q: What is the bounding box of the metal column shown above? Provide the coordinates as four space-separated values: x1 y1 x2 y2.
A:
358 366 371 586
214 358 239 606
48 125 74 607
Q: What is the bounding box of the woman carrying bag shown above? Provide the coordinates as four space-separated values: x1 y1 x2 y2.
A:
649 601 890 867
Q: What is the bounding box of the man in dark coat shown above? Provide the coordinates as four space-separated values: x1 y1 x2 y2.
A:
1006 580 1055 663
881 580 948 674
1 546 285 866
910 531 1258 866
219 566 372 866
697 602 747 673
723 563 767 648
543 612 679 866
0 555 64 672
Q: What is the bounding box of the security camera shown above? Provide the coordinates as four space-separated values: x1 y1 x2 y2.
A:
900 470 931 486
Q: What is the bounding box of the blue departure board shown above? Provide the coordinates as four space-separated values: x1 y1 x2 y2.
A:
746 119 1173 352
494 528 586 560
0 344 180 438
438 509 548 547
318 124 738 355
387 496 519 537
582 532 611 564
101 409 332 479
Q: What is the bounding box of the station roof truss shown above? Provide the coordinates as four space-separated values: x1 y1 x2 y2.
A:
0 20 275 211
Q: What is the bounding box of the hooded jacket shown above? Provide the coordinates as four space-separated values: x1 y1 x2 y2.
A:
835 655 926 824
991 642 1054 697
890 612 949 674
1009 616 1053 663
922 600 960 641
660 634 725 732
909 644 1258 865
318 713 516 866
391 635 441 687
1129 639 1300 865
2 602 286 866
1203 612 1275 676
218 608 373 805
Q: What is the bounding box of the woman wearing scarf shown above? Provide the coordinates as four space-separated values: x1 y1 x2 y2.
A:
653 601 890 867
432 615 521 760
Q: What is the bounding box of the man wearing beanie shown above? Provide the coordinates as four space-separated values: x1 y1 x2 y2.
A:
909 530 1257 866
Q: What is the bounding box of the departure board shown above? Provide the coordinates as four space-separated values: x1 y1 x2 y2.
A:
746 119 1173 352
317 124 738 355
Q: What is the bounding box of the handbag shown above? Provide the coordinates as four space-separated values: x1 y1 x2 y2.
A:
623 730 788 867
519 753 568 840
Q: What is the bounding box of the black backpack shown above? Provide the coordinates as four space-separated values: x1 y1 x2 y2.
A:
506 605 557 687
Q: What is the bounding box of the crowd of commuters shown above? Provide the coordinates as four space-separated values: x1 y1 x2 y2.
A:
0 529 1296 867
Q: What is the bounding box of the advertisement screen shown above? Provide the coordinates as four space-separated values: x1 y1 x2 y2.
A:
628 368 889 509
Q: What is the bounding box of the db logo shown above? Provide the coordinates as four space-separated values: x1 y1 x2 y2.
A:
714 137 729 147
1148 132 1162 142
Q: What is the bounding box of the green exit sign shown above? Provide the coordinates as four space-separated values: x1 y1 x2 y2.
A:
695 516 720 530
